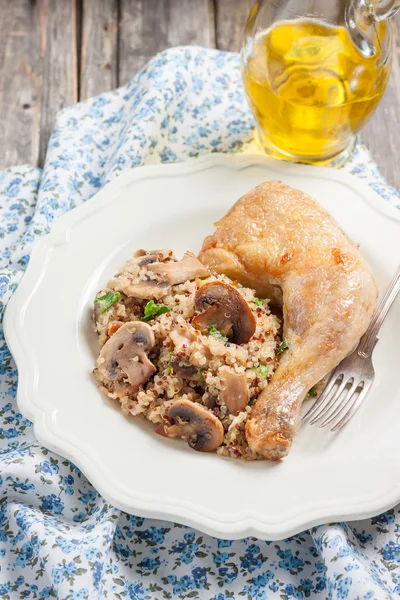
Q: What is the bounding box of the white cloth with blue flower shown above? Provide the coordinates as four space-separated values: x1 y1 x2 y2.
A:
0 47 400 600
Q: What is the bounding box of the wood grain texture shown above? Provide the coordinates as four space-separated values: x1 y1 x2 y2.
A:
215 0 252 51
81 0 118 98
0 0 399 189
363 19 400 189
118 0 215 85
0 0 46 167
39 0 78 165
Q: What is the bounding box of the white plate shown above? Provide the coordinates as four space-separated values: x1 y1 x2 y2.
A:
5 154 400 541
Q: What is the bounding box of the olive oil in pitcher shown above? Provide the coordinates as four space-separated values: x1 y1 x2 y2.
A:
243 18 391 164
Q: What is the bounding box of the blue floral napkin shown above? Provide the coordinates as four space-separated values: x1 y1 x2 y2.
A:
1 47 400 600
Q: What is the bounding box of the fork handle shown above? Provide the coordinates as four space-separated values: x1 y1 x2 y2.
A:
358 264 400 358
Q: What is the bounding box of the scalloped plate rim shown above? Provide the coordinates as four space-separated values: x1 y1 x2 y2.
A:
4 153 400 540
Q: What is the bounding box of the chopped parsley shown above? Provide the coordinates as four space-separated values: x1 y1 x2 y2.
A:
207 325 228 342
142 300 170 322
252 297 265 307
307 386 317 398
94 291 121 314
277 337 289 355
258 365 270 378
165 352 174 375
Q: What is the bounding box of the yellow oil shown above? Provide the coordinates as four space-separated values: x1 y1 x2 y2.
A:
243 19 391 163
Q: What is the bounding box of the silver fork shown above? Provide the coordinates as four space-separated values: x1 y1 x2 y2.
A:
302 264 400 432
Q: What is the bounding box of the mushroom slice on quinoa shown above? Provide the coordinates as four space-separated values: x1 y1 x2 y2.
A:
166 398 224 452
130 253 160 267
130 248 177 267
171 359 202 381
192 281 256 344
147 251 210 285
97 321 156 387
109 276 171 300
219 367 249 414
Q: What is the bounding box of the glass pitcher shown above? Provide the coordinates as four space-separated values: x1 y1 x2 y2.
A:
242 1 399 166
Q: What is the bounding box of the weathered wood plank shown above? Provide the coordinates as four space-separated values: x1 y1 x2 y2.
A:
0 0 46 168
118 0 216 85
80 0 118 99
215 0 252 52
39 0 78 165
363 19 400 190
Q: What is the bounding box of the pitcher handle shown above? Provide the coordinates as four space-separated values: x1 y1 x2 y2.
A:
375 0 400 20
345 0 397 56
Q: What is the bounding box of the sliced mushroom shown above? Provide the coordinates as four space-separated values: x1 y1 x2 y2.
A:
171 359 202 381
147 252 210 285
97 321 156 387
192 281 256 344
166 398 224 452
110 276 171 300
131 248 177 267
219 367 249 414
131 253 159 267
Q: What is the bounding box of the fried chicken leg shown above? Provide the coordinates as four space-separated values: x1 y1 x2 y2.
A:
199 181 378 460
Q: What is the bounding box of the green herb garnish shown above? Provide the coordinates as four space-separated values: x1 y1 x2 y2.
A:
94 291 121 314
142 300 170 322
277 338 289 355
252 297 265 307
207 325 228 342
200 368 207 380
166 351 174 375
307 386 317 398
258 365 270 378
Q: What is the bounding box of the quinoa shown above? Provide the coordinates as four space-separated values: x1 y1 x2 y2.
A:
93 249 282 460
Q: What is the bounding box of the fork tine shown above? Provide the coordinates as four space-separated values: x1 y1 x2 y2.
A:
331 379 373 432
301 369 340 421
309 374 348 425
319 377 358 427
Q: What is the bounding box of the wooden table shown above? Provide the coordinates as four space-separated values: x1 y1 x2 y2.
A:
1 0 399 188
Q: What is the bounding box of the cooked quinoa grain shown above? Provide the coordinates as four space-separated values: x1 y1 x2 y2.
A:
93 249 281 460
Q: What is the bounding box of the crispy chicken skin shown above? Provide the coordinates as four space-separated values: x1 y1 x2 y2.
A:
199 181 378 460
